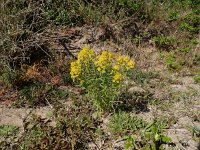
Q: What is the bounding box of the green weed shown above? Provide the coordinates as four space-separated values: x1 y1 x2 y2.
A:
180 22 198 33
193 126 200 138
166 52 180 70
180 12 200 34
118 0 144 12
124 135 137 149
0 125 19 149
193 54 200 65
194 72 200 84
168 12 179 21
0 65 21 87
177 47 191 53
141 121 172 150
122 118 172 149
109 112 147 136
0 125 18 137
154 36 176 50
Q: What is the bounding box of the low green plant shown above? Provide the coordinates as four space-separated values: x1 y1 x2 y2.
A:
118 0 144 12
109 112 146 136
180 12 200 34
124 135 137 150
170 88 198 103
0 65 21 87
0 125 18 137
168 12 179 21
49 87 69 99
19 82 49 106
43 1 84 26
191 38 199 46
122 119 172 149
0 125 19 149
153 36 175 50
166 52 179 70
141 121 172 150
95 127 105 140
193 126 200 138
70 46 135 111
133 35 143 46
194 72 200 84
193 54 200 65
177 47 191 53
180 22 198 33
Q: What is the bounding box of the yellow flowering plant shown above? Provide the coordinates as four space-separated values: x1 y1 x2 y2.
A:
70 46 135 111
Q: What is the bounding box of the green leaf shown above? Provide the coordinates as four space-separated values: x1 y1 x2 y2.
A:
162 135 172 143
154 133 160 141
0 125 18 136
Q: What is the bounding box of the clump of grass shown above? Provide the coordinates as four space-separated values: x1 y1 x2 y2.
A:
168 11 179 22
0 125 18 137
180 12 200 34
0 125 19 148
166 52 180 70
109 112 147 136
153 36 176 50
0 65 21 87
194 71 200 84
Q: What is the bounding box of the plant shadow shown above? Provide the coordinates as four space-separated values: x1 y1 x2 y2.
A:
115 91 153 113
197 143 200 150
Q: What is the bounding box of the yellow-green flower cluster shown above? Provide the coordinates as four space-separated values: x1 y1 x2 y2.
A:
112 55 135 83
114 55 135 71
78 46 96 64
70 60 82 79
95 51 114 73
70 46 95 80
112 72 123 83
70 47 135 84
